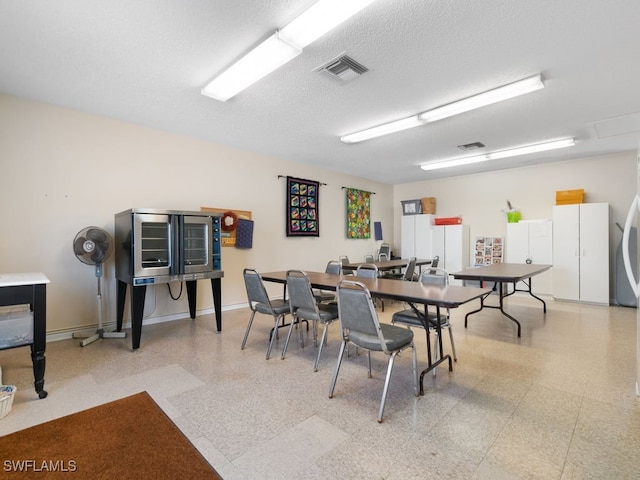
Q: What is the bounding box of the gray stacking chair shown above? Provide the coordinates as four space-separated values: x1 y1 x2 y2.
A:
355 263 378 279
339 255 353 276
383 257 417 281
241 268 290 360
329 280 418 422
282 270 339 371
364 254 375 263
402 257 418 281
313 260 341 304
391 268 457 374
356 263 383 310
378 243 391 261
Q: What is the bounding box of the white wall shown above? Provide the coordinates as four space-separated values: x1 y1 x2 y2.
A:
0 95 393 334
393 151 637 302
3 94 636 336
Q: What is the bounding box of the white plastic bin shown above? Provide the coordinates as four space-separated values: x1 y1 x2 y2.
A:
0 305 34 348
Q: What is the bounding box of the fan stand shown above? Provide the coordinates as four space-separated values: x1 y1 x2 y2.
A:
73 264 127 347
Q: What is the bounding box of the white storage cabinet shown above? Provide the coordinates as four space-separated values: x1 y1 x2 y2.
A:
506 219 553 295
552 203 609 304
401 215 469 285
401 214 434 259
431 225 470 285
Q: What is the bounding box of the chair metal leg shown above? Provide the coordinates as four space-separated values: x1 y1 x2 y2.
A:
367 351 372 378
297 316 305 349
266 314 282 360
448 325 457 362
312 320 318 347
314 322 329 372
411 344 419 396
329 340 347 398
281 313 297 360
378 351 398 423
241 311 257 350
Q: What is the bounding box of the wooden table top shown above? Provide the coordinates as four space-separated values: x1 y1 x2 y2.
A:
341 258 432 271
260 271 490 308
451 263 552 282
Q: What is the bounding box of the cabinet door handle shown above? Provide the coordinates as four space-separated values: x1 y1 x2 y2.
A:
622 195 640 297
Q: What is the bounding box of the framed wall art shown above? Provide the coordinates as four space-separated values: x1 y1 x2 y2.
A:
286 176 319 237
346 188 371 239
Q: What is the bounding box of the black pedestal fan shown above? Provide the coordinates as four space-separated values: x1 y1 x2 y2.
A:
71 226 127 347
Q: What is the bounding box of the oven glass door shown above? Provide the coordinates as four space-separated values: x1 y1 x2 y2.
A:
133 213 172 278
182 215 212 274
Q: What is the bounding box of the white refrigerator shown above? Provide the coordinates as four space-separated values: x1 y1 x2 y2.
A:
622 150 640 396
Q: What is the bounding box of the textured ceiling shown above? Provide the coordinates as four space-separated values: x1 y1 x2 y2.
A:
2 0 640 184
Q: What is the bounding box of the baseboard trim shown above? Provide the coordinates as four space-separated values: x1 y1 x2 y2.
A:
45 302 249 343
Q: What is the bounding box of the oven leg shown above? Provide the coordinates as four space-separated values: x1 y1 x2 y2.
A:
116 280 127 332
130 285 146 350
211 278 222 332
186 280 197 319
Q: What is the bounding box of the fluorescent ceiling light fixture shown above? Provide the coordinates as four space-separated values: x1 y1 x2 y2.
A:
202 0 376 101
419 74 545 123
340 115 423 143
420 137 575 171
201 33 301 102
279 0 376 49
341 74 545 144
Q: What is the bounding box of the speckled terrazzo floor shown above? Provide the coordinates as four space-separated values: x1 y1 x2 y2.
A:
1 294 639 479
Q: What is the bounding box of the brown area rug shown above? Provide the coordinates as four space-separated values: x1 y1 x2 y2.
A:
0 391 222 479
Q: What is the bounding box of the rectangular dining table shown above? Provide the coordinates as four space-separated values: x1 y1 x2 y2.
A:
341 258 432 273
260 271 490 395
451 263 552 337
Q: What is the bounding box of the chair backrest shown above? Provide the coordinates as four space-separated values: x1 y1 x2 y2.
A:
339 256 350 266
402 257 417 281
356 263 378 279
418 267 449 286
243 268 272 308
364 254 375 263
378 243 390 261
336 280 390 353
286 270 318 311
429 255 440 272
325 260 342 275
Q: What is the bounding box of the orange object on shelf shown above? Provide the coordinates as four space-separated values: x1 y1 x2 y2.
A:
556 189 584 205
434 217 462 225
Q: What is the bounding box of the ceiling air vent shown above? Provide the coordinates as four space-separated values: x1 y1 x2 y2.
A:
457 142 486 151
317 55 368 84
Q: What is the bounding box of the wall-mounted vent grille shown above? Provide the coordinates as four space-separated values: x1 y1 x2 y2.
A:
317 55 368 84
457 142 486 151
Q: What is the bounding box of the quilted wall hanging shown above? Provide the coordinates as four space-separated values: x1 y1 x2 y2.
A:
286 176 320 237
345 188 371 239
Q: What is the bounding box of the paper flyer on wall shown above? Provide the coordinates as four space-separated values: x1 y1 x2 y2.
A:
474 236 504 266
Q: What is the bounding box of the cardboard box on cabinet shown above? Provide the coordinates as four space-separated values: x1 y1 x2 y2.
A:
421 197 436 214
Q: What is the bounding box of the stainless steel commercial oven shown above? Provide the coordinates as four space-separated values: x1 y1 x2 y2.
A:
114 208 223 350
